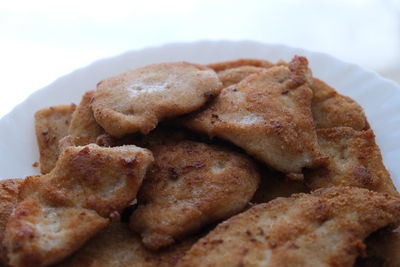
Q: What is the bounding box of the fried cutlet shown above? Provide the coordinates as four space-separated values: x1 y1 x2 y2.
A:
34 105 76 174
3 144 153 267
182 56 327 179
207 59 273 88
129 140 260 250
305 127 398 266
91 62 222 137
216 65 267 88
209 59 369 132
56 223 196 267
311 78 369 130
305 127 397 195
177 187 400 267
68 91 104 146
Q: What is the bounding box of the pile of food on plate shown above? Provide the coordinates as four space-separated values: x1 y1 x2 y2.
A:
0 56 399 267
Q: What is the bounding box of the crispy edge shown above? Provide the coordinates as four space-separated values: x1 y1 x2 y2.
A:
68 91 104 146
34 105 76 174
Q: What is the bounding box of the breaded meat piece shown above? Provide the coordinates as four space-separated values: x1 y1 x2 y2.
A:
311 78 369 130
251 170 308 204
130 140 260 250
217 66 266 88
91 62 222 137
3 144 153 267
210 59 369 131
0 179 22 265
56 223 196 267
177 187 400 267
305 126 398 266
305 127 397 195
68 91 104 146
182 56 327 179
34 105 76 174
207 59 273 88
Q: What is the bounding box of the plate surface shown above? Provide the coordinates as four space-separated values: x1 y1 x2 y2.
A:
0 40 399 188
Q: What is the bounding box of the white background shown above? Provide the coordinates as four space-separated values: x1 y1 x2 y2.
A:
1 0 399 119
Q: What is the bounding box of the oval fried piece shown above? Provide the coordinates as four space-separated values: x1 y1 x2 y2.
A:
91 62 222 137
68 90 105 146
311 78 369 130
56 223 196 267
207 59 273 88
3 144 154 267
217 66 266 87
129 140 260 250
177 187 400 267
35 105 76 174
305 127 397 195
182 56 327 178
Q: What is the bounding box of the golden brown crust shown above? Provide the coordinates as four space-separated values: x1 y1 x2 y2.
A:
305 126 398 266
177 187 400 267
217 66 266 88
207 59 273 88
0 179 22 266
91 62 222 137
34 105 76 174
68 91 104 146
56 223 196 267
305 127 397 195
210 60 369 132
182 56 327 177
3 144 154 267
311 78 369 130
130 140 260 250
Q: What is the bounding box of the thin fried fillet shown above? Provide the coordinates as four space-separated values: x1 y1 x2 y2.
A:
177 187 400 267
217 66 267 88
183 56 327 178
210 60 369 131
34 105 76 174
68 91 104 146
91 62 222 137
306 127 398 266
3 144 153 267
56 223 196 267
0 179 22 266
311 78 369 130
305 127 397 195
207 59 273 88
130 140 260 250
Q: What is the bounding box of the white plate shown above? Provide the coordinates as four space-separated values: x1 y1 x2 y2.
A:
0 40 399 188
